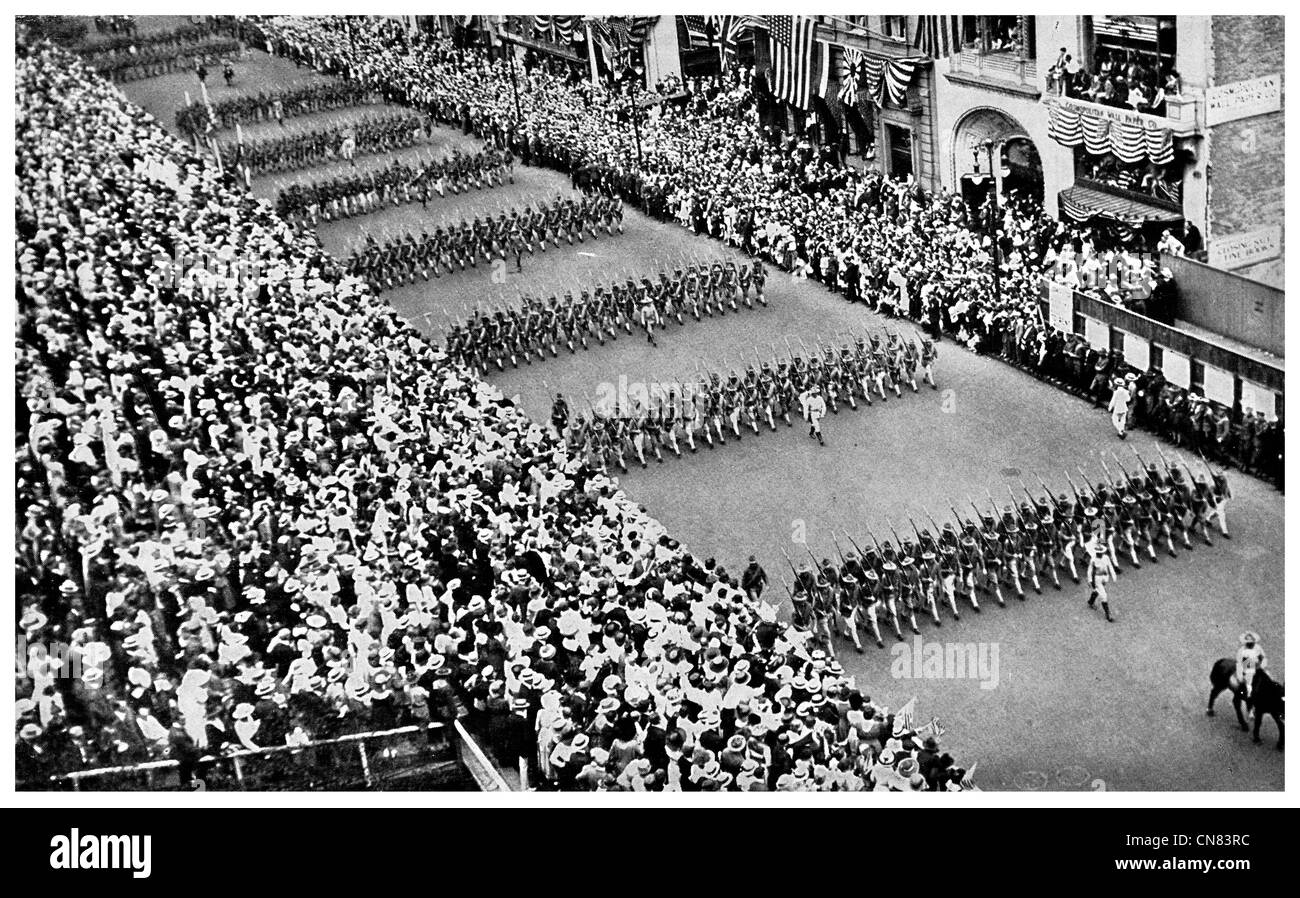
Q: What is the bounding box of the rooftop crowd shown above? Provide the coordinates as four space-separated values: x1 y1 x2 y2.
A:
15 29 972 792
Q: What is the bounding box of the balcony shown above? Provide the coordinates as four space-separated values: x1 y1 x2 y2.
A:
1043 92 1203 137
497 14 587 64
946 48 1040 100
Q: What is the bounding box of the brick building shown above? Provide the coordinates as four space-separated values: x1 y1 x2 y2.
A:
1201 15 1284 287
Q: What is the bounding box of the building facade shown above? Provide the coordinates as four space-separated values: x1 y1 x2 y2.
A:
928 14 1281 287
740 15 1281 288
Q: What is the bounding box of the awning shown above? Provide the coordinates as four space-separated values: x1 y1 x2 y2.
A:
1058 185 1183 225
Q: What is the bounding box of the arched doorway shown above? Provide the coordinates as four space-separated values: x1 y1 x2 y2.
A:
1002 136 1042 206
951 107 1043 211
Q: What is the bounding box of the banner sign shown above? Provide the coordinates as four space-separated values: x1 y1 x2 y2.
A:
1047 280 1074 332
1206 74 1283 125
1208 226 1281 270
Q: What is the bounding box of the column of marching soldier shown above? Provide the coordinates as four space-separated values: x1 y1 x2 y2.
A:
226 109 427 175
556 325 938 469
767 449 1232 653
182 74 632 295
274 145 516 224
176 80 377 136
443 257 768 372
76 18 239 83
344 192 626 293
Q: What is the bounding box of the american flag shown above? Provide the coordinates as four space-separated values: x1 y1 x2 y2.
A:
592 17 657 74
912 15 962 60
766 15 816 110
681 14 713 48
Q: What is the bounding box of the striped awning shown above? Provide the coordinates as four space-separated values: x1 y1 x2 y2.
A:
1058 185 1183 225
1093 15 1160 44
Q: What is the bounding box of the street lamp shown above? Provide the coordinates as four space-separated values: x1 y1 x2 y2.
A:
980 139 1003 303
507 39 523 125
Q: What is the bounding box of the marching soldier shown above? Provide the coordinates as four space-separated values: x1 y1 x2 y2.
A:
921 337 939 389
957 534 982 613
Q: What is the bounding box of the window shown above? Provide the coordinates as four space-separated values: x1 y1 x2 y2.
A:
1190 359 1205 395
1149 344 1164 371
886 124 913 179
1109 328 1126 355
881 16 907 41
985 16 1021 53
1089 16 1177 91
961 15 1035 58
1072 312 1086 336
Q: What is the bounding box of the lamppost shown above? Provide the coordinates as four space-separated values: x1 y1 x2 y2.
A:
507 39 523 125
978 139 1003 303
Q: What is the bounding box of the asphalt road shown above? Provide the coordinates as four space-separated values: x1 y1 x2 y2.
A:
118 21 1285 791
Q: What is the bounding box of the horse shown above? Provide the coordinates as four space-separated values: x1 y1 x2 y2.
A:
1207 659 1284 750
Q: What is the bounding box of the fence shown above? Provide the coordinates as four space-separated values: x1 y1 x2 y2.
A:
20 722 512 793
1041 278 1283 418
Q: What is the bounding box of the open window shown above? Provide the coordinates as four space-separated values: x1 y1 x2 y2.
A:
959 15 1035 59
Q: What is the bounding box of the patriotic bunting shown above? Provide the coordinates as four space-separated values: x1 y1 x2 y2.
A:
882 58 918 106
1047 101 1174 165
847 55 922 108
532 15 579 45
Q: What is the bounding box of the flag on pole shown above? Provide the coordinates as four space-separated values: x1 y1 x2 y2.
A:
895 696 918 731
765 15 816 110
912 15 961 60
593 17 658 77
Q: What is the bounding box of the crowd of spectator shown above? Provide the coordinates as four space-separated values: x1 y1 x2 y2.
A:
15 28 974 792
1047 45 1180 116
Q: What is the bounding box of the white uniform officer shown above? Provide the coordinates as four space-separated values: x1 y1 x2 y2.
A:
1107 378 1132 439
1085 524 1117 622
806 392 827 445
